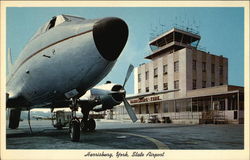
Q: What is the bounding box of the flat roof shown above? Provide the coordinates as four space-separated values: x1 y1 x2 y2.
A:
149 28 201 45
129 85 244 105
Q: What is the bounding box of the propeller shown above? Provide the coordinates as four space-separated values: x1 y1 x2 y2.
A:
122 64 138 122
123 64 134 88
123 97 138 122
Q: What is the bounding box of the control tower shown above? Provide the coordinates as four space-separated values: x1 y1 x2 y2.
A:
146 28 201 59
135 27 228 97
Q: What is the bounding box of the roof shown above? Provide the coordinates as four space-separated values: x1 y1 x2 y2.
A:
128 85 244 105
146 28 201 59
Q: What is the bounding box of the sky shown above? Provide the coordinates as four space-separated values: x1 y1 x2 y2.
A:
6 7 244 94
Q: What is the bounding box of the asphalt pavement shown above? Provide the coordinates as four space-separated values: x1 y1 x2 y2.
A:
6 120 244 149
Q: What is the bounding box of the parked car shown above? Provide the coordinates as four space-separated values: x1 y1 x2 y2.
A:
148 115 160 123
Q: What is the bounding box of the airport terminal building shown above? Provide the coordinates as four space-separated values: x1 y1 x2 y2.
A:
113 28 244 124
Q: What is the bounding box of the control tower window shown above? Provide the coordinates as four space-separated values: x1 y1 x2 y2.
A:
48 17 57 30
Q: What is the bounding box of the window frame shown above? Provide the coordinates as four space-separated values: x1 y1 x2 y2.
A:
138 74 141 82
154 68 158 78
193 79 197 89
163 83 168 90
192 60 197 71
163 64 168 74
174 80 179 89
174 61 179 72
145 71 149 80
202 62 206 72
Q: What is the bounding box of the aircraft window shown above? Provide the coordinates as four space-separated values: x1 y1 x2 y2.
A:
30 15 67 41
48 17 57 30
62 15 85 21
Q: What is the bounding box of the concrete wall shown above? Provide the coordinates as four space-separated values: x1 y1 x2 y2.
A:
136 48 228 99
187 85 229 97
185 48 228 91
134 67 138 94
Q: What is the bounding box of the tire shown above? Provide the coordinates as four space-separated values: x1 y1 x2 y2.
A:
9 109 21 129
80 119 88 132
88 118 96 131
69 120 80 142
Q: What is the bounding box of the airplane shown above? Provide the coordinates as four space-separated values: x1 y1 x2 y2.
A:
6 14 137 142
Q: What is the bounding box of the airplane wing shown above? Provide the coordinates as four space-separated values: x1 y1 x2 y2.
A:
6 94 101 110
126 89 179 100
32 99 101 109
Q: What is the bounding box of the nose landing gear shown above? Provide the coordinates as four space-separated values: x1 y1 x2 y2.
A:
69 118 80 142
69 99 80 142
68 98 97 142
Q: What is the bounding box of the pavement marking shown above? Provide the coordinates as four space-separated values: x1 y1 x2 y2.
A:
106 131 169 149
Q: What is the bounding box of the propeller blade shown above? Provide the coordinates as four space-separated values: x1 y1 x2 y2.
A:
123 98 138 122
123 64 134 87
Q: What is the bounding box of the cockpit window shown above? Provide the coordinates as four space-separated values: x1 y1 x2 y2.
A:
47 15 66 30
29 15 83 41
62 14 85 22
48 17 56 30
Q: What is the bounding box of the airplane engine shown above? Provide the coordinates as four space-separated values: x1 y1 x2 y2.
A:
91 84 125 112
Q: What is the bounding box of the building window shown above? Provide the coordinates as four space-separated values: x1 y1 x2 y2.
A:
193 79 196 89
175 101 180 112
138 89 141 93
211 64 215 73
174 80 179 89
202 62 206 72
146 87 149 92
163 102 168 112
220 82 223 85
145 71 149 80
174 61 179 72
219 65 223 75
211 82 215 87
154 68 158 77
154 85 158 91
154 104 159 113
202 81 206 88
192 60 196 70
163 64 168 74
146 104 149 114
163 83 168 90
138 74 141 82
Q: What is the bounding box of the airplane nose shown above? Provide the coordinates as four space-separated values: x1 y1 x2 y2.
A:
93 17 128 61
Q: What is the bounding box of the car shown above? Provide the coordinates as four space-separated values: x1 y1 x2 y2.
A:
148 115 160 123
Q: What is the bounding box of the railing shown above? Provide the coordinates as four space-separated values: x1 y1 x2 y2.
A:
202 110 226 124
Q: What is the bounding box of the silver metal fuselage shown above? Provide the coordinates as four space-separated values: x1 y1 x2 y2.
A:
7 18 116 107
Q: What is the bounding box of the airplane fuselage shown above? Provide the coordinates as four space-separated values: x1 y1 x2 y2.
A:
7 15 128 108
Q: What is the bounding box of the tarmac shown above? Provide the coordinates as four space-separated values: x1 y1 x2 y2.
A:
6 119 244 149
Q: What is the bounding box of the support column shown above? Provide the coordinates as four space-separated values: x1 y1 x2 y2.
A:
225 98 228 111
203 97 205 112
174 100 176 119
191 98 193 119
211 96 213 110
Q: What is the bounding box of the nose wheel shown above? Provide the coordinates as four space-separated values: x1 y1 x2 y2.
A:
69 98 81 142
69 119 80 142
68 98 97 142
